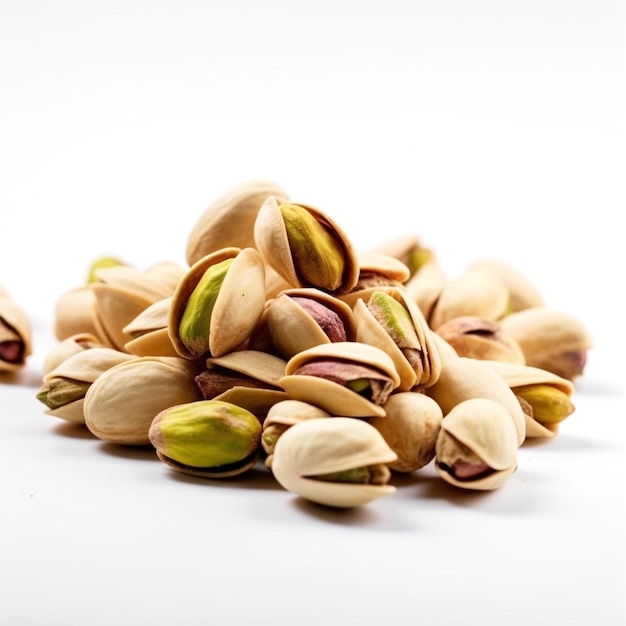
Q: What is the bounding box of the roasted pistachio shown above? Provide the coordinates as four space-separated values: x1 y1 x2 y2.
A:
435 398 518 490
149 400 262 478
0 287 32 372
270 417 397 508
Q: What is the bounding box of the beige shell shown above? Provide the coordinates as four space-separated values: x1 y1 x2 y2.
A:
468 258 544 312
43 332 103 376
205 350 287 388
123 297 179 357
404 262 447 322
186 179 289 266
53 286 104 343
499 308 592 380
353 287 442 392
93 264 175 301
211 387 289 423
253 195 360 294
144 261 186 294
369 392 443 473
0 291 32 372
280 341 401 418
426 356 526 446
429 268 509 330
39 347 135 424
270 417 397 508
83 356 203 444
435 397 518 490
168 247 266 359
265 288 356 359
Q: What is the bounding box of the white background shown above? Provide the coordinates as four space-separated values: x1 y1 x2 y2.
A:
1 1 624 625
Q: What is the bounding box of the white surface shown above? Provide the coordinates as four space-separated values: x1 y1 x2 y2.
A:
1 1 624 625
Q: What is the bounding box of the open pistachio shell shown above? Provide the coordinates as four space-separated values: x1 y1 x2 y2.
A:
429 268 510 330
253 196 359 294
123 297 178 357
205 350 287 388
404 262 447 322
186 179 289 266
0 291 32 372
426 356 526 446
271 417 397 508
266 288 356 359
84 356 203 444
369 235 436 277
369 392 443 473
435 398 518 490
168 247 266 359
42 332 103 376
93 264 174 301
280 341 401 418
53 286 104 343
353 287 442 392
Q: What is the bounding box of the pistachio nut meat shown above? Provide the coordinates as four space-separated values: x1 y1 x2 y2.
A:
280 341 401 418
270 417 398 508
0 288 32 372
353 288 442 391
149 400 262 478
368 391 443 473
253 195 359 294
265 287 356 359
168 247 266 359
186 179 289 266
435 398 519 490
499 308 592 381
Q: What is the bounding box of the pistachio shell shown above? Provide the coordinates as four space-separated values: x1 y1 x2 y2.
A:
426 356 526 446
0 291 32 371
168 247 266 359
53 286 104 343
205 350 287 388
186 179 289 266
84 356 203 444
42 332 103 376
403 262 447 322
369 392 443 473
435 398 518 490
93 264 174 301
254 196 359 294
266 288 356 359
123 297 179 357
271 417 397 508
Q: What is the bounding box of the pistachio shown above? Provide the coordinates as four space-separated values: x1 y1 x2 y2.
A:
0 288 32 372
434 316 525 364
435 398 518 490
86 256 125 284
404 262 447 322
186 179 289 266
369 235 436 277
514 384 574 426
83 356 203 444
499 308 592 380
270 417 397 508
169 247 266 359
254 196 359 294
369 392 443 473
149 400 262 478
123 297 178 358
53 286 105 343
280 341 401 418
42 332 104 376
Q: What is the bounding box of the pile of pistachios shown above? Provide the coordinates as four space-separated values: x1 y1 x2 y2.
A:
36 180 592 508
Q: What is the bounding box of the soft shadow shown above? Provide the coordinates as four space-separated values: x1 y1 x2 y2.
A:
98 442 158 462
162 462 284 491
575 378 623 397
290 496 382 526
1 367 43 388
51 421 96 440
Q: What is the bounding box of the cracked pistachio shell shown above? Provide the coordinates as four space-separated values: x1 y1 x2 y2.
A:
434 316 526 364
123 297 179 357
83 356 203 444
168 247 266 359
53 286 105 343
186 179 289 266
0 291 32 372
435 398 518 490
426 356 526 446
468 258 544 312
254 196 359 294
499 308 592 381
369 234 436 277
337 252 410 308
369 392 443 473
429 268 510 330
353 288 442 392
266 288 356 359
404 262 447 323
149 400 262 478
271 417 397 508
481 360 575 438
262 399 331 465
144 261 186 295
43 332 104 376
37 347 135 424
280 341 401 418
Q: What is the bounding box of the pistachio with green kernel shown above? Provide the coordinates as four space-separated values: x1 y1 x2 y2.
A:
0 286 32 372
149 400 262 478
270 417 397 508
